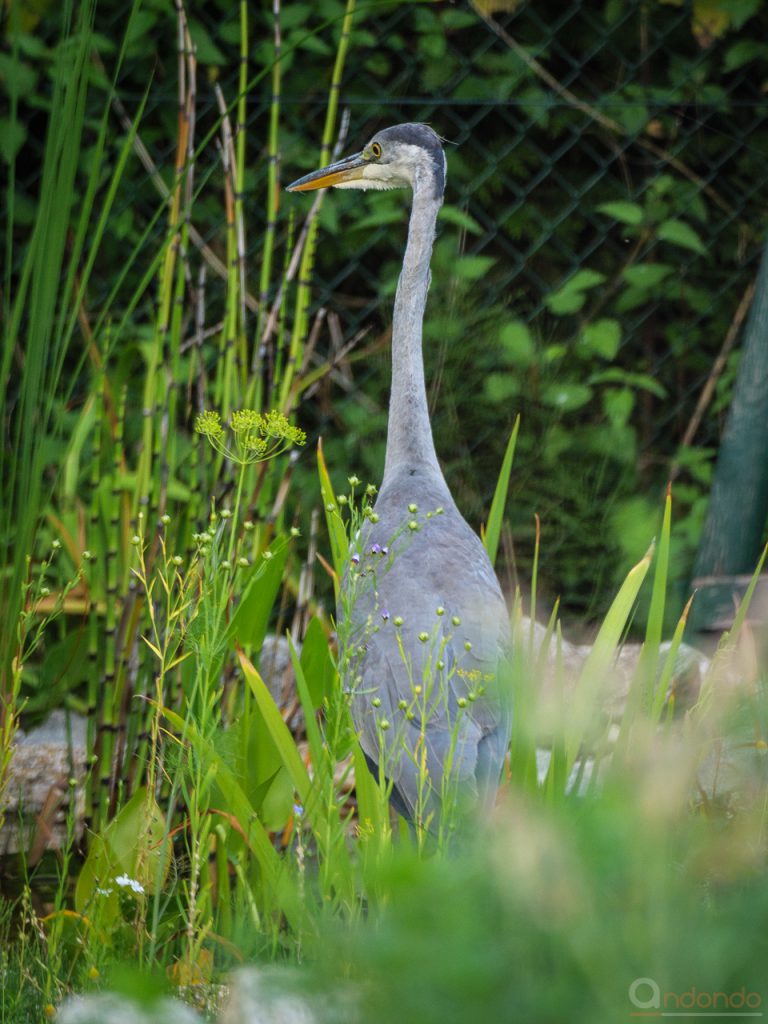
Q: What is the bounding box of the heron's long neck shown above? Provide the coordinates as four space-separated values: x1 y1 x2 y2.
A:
383 183 447 488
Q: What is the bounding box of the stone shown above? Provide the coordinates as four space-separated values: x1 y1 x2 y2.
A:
221 967 354 1024
220 968 316 1024
260 634 304 731
522 614 710 732
56 993 202 1024
1 709 88 857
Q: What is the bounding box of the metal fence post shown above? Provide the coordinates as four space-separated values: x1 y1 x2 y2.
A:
691 237 768 631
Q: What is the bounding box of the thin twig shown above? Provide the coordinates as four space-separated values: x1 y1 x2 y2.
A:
92 53 260 313
670 277 756 480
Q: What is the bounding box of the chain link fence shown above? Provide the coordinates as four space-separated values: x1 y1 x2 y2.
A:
288 0 768 618
13 0 768 620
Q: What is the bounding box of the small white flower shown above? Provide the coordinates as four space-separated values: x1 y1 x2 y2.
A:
115 874 145 894
96 887 113 896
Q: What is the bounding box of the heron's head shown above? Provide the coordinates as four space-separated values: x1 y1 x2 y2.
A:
286 123 446 200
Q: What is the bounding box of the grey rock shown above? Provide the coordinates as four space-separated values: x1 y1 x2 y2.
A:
259 635 294 704
56 993 202 1024
221 967 355 1024
0 635 304 858
523 614 710 731
1 710 88 856
221 968 317 1024
260 634 303 730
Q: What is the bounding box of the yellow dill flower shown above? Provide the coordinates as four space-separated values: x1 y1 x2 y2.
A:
195 410 224 440
195 407 306 465
243 434 268 456
230 409 263 434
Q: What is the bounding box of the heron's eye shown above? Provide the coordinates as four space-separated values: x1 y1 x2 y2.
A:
371 142 382 158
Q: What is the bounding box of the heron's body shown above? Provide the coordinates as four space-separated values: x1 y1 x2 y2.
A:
288 124 510 827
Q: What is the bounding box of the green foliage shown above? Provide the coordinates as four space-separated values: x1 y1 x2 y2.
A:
75 789 170 934
2 0 768 1017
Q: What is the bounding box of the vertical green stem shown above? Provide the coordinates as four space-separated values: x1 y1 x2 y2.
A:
253 0 282 405
279 0 357 412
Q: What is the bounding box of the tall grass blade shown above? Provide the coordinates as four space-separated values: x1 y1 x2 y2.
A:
616 488 672 751
160 703 304 932
1 0 98 681
482 415 519 568
562 546 653 776
238 650 321 829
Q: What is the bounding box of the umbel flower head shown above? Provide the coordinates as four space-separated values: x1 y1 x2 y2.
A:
196 408 306 465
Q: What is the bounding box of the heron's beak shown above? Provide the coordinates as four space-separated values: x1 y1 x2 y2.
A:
286 151 367 192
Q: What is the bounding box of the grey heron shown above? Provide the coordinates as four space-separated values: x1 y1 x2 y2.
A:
287 124 511 831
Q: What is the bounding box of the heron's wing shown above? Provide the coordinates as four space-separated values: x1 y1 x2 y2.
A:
350 626 484 822
344 514 511 821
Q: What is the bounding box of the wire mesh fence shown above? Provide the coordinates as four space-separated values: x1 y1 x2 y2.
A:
12 0 768 620
283 0 768 617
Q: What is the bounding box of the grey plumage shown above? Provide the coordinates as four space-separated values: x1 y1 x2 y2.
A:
287 123 511 828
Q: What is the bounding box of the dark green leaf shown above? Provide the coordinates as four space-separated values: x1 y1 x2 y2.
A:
0 117 27 163
499 321 536 366
657 219 707 256
622 263 674 288
602 387 635 428
452 255 496 280
596 200 644 226
299 616 336 708
541 383 593 411
439 205 482 234
484 373 520 404
187 19 227 65
581 319 621 360
723 39 768 71
591 369 667 398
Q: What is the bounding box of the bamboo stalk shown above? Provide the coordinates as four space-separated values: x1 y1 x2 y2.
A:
252 0 282 400
279 0 357 413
